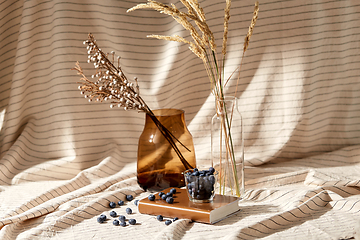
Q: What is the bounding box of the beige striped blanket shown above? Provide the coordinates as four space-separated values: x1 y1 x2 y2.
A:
0 0 360 239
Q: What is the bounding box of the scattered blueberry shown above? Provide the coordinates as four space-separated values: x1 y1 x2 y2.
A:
166 192 173 198
126 208 132 214
129 218 136 225
158 192 165 198
118 200 124 206
165 219 172 225
126 195 134 201
170 188 177 194
166 196 174 204
120 221 126 227
99 214 107 221
194 168 198 172
209 167 215 174
113 219 120 226
110 210 117 217
109 202 116 208
119 215 126 222
173 217 179 222
148 194 155 201
157 215 163 221
97 217 105 223
134 200 139 206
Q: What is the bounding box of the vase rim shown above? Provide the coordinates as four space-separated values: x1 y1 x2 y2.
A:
150 108 184 116
218 96 237 101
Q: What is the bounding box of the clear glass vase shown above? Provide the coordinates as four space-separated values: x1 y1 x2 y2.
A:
137 108 196 191
211 96 244 198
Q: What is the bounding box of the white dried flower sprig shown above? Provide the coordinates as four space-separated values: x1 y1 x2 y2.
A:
74 34 147 112
73 33 194 170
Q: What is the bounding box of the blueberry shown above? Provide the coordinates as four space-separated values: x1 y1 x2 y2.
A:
119 215 126 222
159 192 165 197
166 197 174 204
126 195 134 201
192 171 200 176
113 219 120 226
129 218 136 225
209 175 215 185
188 188 193 195
97 217 105 223
148 194 155 201
166 192 173 198
120 221 126 227
209 167 215 174
99 214 107 221
118 200 124 206
173 217 179 222
110 210 117 217
134 200 139 206
170 188 177 194
186 175 192 182
161 194 167 200
157 215 163 221
194 168 198 172
126 208 132 214
165 219 172 225
109 202 116 208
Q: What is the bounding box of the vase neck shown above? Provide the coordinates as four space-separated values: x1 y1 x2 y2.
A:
145 108 185 126
215 96 237 115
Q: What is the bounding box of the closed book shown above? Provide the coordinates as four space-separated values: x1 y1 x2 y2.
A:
138 188 240 224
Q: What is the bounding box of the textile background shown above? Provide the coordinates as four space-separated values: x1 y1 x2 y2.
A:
0 0 360 239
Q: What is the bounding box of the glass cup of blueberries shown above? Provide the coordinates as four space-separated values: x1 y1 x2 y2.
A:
184 167 218 203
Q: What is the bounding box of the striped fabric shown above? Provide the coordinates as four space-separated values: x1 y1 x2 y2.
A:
1 0 360 239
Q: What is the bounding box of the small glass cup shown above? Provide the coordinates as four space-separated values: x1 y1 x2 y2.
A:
184 169 218 203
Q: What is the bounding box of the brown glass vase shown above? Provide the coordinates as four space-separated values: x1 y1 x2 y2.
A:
137 108 196 191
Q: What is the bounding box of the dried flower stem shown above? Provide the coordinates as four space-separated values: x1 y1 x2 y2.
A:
73 33 194 170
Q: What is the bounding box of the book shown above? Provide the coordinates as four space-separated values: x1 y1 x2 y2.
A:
138 187 240 224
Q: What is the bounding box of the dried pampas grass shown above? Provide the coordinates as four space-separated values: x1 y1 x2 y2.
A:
244 1 259 52
128 0 259 98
